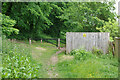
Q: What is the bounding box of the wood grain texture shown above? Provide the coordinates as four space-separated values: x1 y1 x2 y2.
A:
115 37 120 57
66 32 110 54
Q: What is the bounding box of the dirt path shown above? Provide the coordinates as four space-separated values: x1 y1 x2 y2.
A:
31 45 65 78
47 47 66 78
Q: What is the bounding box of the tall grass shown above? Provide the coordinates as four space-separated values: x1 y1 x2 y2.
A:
2 36 40 78
56 49 118 78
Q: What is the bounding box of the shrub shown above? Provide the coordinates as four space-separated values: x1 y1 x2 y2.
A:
57 48 118 78
0 13 19 37
92 47 103 56
70 49 93 61
2 36 40 78
96 18 119 41
99 52 114 60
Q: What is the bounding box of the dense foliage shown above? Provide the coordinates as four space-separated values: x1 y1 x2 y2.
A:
0 13 19 37
59 2 115 32
2 2 117 39
96 18 119 40
70 49 94 60
2 2 53 39
2 36 40 78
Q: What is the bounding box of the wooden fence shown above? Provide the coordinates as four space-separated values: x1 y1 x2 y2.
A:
66 32 110 54
115 37 120 57
29 38 66 48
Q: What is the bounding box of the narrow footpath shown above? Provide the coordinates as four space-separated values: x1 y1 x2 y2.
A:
47 47 66 78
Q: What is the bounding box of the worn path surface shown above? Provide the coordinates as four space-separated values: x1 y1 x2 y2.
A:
47 47 66 78
31 43 66 78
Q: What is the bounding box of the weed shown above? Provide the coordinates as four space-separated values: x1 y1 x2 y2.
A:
56 48 118 78
2 37 40 78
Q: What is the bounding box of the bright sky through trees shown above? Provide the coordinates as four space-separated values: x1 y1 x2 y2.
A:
114 0 120 14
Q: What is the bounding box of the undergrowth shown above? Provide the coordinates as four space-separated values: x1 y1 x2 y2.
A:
56 48 118 78
2 36 40 78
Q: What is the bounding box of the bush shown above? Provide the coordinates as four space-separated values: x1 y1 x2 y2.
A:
0 13 19 37
2 36 40 78
92 47 103 56
96 18 119 41
57 48 118 78
70 49 94 61
70 48 114 61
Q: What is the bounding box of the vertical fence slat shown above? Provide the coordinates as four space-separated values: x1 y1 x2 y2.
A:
66 32 110 54
115 37 120 57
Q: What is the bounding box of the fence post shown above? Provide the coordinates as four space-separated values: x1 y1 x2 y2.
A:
29 38 31 45
11 39 14 42
58 38 60 49
115 37 120 57
41 39 42 43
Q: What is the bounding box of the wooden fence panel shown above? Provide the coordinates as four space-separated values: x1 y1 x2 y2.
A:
115 37 120 57
66 32 110 54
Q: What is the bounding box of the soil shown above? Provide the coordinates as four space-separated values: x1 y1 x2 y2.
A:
47 47 66 78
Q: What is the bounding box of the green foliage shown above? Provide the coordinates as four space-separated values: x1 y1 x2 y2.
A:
2 2 53 39
70 49 94 61
2 36 40 78
56 49 118 78
31 41 59 78
2 2 117 39
0 13 19 36
92 47 103 55
96 18 119 40
44 2 65 38
59 2 116 32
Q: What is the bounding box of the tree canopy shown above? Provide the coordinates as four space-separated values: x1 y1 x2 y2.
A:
59 2 116 32
0 13 19 37
2 2 118 39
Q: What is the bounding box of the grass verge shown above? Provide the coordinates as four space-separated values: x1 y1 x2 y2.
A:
55 49 118 78
2 37 40 78
30 41 59 78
